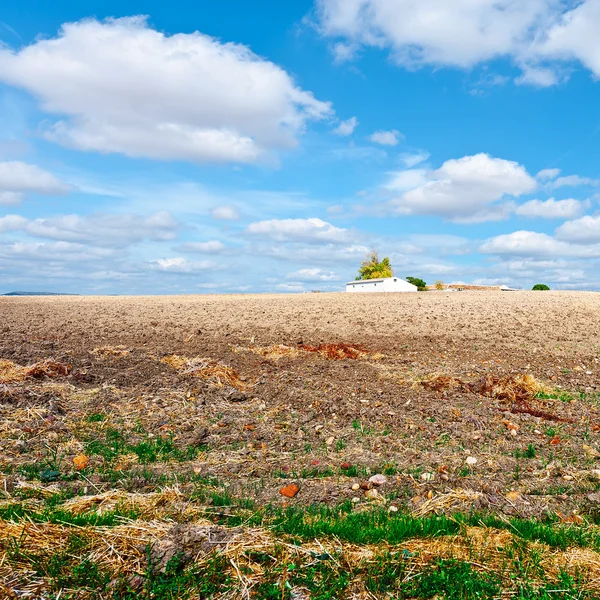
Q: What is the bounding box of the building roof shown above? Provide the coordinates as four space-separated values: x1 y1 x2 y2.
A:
346 278 387 285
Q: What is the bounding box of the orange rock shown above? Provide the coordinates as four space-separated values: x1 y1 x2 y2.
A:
73 454 89 471
279 484 299 498
550 436 561 445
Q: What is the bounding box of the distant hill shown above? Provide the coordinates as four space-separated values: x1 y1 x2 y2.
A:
2 291 79 296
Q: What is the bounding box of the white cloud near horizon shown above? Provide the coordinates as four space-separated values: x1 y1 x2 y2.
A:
0 16 332 164
0 211 178 248
287 267 340 281
150 257 216 273
479 230 600 258
246 217 350 244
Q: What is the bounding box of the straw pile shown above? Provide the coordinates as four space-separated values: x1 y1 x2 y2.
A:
161 355 247 390
0 359 71 383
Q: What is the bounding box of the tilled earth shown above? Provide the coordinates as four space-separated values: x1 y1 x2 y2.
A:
2 291 600 597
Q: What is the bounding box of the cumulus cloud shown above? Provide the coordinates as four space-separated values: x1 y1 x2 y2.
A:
0 211 178 248
479 230 600 258
246 217 350 244
536 168 561 180
210 206 241 220
549 174 600 189
149 257 215 273
390 153 537 222
314 0 600 85
369 129 402 146
287 268 340 281
556 215 600 244
180 240 228 254
0 16 332 164
333 116 358 136
515 198 588 219
0 161 69 205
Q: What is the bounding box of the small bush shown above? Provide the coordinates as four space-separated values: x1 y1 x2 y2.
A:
532 284 550 291
406 276 427 291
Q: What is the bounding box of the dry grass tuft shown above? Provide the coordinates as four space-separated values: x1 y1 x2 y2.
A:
420 374 466 393
0 360 25 384
161 355 247 390
246 344 301 360
469 373 546 403
91 346 131 359
0 359 71 383
299 343 369 360
413 488 484 517
418 372 568 421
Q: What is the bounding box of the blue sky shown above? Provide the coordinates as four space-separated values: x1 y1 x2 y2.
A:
1 0 600 293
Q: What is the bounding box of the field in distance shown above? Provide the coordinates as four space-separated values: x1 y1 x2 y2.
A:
1 291 600 598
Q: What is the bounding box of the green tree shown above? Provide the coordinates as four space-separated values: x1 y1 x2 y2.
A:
356 252 393 280
406 276 427 291
532 283 550 291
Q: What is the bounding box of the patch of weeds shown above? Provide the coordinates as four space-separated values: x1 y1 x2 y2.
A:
86 428 201 465
264 504 461 545
289 556 350 600
130 436 199 464
403 558 500 599
300 467 335 479
86 412 107 423
5 532 111 593
0 503 137 526
536 390 574 403
335 439 345 452
364 551 407 593
115 549 234 599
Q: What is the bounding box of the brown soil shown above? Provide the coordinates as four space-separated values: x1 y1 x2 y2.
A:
1 291 600 518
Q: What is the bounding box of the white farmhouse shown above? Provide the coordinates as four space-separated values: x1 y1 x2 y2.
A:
345 277 418 293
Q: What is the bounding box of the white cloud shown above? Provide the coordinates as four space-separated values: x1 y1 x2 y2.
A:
0 240 118 262
210 205 241 220
255 242 370 264
276 283 306 292
369 129 402 146
534 0 600 77
399 151 430 168
180 240 228 254
246 217 350 244
287 268 340 281
550 175 600 189
556 215 600 244
0 215 28 233
536 168 561 180
390 153 537 221
333 116 358 136
0 211 178 248
315 0 600 84
0 161 69 204
479 230 600 258
384 169 428 192
150 257 215 273
0 16 332 164
515 198 588 219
